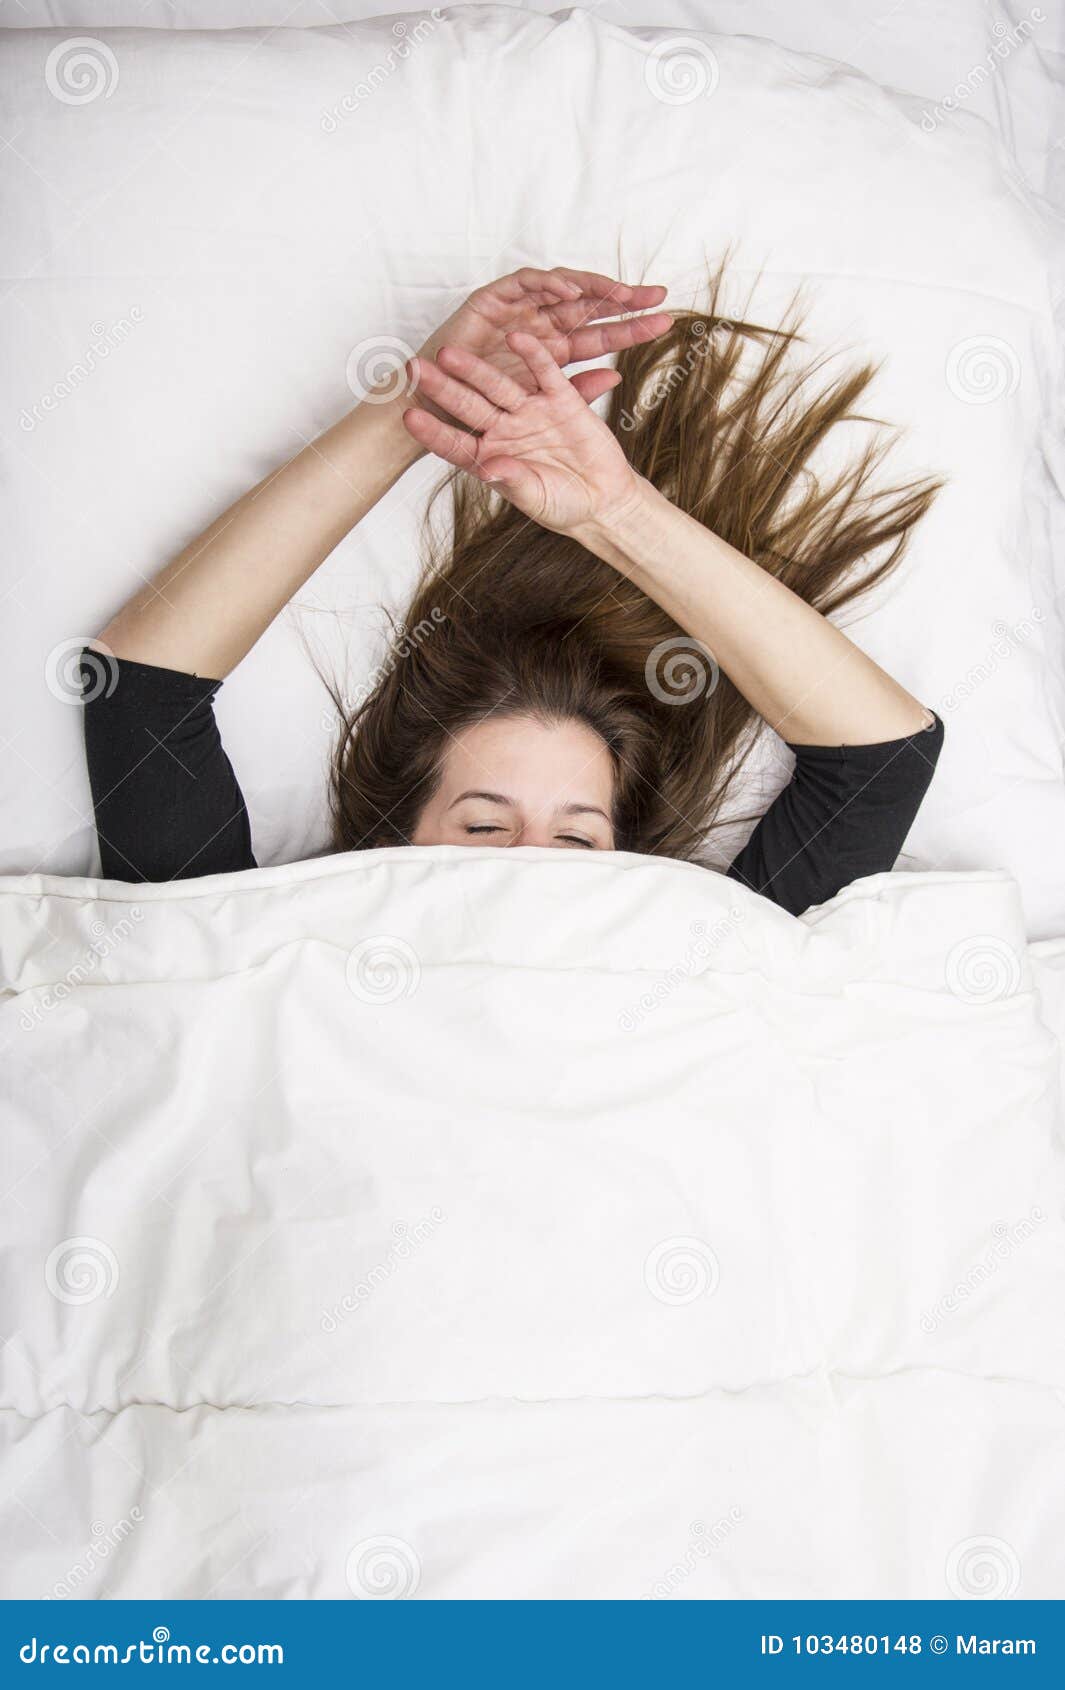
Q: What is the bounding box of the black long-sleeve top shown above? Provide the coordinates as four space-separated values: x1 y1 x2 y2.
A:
81 655 944 916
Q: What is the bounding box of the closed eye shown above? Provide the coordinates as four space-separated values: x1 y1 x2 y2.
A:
557 834 595 849
464 825 508 835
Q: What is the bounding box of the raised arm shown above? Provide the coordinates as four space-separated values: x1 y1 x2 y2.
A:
98 397 421 679
98 269 672 680
574 483 931 745
403 331 931 746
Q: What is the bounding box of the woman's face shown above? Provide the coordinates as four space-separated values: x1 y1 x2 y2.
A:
411 714 616 851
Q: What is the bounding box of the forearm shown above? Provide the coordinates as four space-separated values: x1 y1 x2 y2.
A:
578 477 930 745
99 394 424 679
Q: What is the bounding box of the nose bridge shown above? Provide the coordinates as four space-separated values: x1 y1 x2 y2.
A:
512 810 550 847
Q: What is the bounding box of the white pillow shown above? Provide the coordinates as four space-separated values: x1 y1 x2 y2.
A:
2 11 1063 930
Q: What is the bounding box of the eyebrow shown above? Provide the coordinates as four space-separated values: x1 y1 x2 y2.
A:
560 803 612 822
449 790 514 809
448 790 611 823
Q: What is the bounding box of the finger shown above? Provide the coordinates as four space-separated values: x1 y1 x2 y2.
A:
567 312 674 361
477 454 545 510
534 267 585 298
505 331 567 393
492 267 582 302
402 405 479 469
615 283 669 309
544 292 668 332
549 266 627 298
569 368 622 404
410 355 500 431
550 270 668 309
435 344 529 410
542 295 631 332
521 291 588 313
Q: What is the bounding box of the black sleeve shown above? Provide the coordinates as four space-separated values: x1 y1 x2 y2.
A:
726 713 945 916
81 652 256 883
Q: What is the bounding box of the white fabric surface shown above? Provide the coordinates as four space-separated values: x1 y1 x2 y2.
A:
2 6 1065 931
4 0 1065 1608
6 2 1063 206
2 847 1064 1597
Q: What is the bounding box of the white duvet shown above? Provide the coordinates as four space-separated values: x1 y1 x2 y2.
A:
3 848 1064 1599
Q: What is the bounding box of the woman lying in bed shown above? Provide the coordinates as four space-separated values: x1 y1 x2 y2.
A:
82 263 944 916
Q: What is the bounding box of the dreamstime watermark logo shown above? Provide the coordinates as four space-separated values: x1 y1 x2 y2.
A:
619 910 745 1030
644 1237 720 1305
320 1208 445 1332
320 608 447 732
45 37 119 105
19 1629 283 1666
946 1535 1021 1598
919 10 1045 132
920 1207 1046 1333
321 11 444 131
345 336 417 404
939 608 1044 714
345 936 422 1003
19 309 144 433
945 336 1021 404
644 36 719 105
19 908 144 1031
645 636 719 706
345 1535 421 1599
945 935 1022 1003
44 1237 119 1305
642 1508 744 1598
43 1508 144 1600
45 639 118 707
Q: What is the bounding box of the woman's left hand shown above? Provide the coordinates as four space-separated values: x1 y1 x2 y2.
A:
402 331 644 536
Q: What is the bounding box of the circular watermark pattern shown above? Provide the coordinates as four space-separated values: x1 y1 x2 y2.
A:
45 37 119 106
152 1627 170 1645
945 936 1021 1004
945 337 1020 405
945 1535 1021 1598
44 1237 119 1305
644 1236 720 1305
46 638 118 706
645 637 719 706
644 37 719 105
345 336 417 404
345 1535 421 1599
345 936 421 1004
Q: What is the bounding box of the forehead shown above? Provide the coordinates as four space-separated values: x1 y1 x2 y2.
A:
440 714 615 801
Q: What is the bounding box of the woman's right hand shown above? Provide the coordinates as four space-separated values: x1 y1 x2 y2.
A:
402 332 645 537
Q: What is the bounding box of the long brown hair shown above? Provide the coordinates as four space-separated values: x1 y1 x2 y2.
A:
328 262 942 859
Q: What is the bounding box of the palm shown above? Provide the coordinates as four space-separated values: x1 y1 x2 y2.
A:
466 380 630 531
403 331 643 535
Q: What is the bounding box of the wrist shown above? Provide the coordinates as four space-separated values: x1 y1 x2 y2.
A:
310 390 426 517
362 387 427 468
323 390 427 487
571 473 663 565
